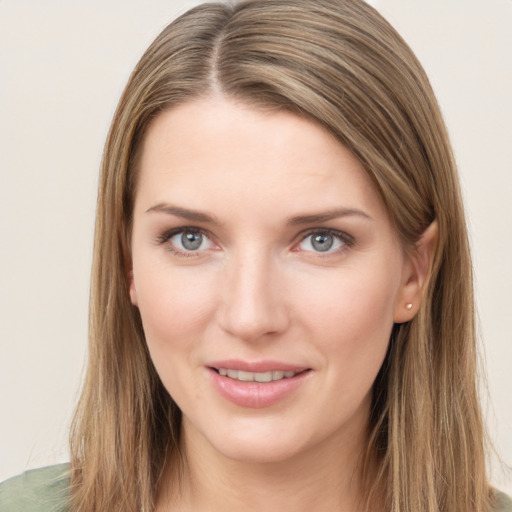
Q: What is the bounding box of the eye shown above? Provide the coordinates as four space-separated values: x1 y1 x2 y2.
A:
297 230 351 253
159 228 215 254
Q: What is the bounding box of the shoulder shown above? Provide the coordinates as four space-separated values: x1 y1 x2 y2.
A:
0 464 71 512
494 490 512 512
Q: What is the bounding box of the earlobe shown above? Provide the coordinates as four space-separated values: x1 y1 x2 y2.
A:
128 269 138 306
394 220 438 323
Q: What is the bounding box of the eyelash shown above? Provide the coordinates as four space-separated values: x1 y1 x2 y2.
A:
156 227 213 258
156 227 355 257
294 228 355 255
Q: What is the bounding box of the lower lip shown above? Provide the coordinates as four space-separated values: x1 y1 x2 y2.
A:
207 368 310 408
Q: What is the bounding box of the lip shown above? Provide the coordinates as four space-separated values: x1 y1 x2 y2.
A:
207 359 308 373
206 360 311 409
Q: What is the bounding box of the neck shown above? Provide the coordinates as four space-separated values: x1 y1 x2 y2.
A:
157 419 375 512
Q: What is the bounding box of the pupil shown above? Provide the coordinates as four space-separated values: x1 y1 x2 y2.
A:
181 232 202 250
312 233 333 252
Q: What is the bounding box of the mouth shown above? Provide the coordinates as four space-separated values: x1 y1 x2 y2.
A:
210 367 307 383
207 363 311 408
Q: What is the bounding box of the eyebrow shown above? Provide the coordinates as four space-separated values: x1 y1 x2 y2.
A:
146 203 372 225
287 208 373 225
146 203 221 225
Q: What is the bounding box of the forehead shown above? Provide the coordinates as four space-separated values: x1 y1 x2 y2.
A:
135 97 388 222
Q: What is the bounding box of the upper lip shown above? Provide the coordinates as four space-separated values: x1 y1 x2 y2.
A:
207 359 310 373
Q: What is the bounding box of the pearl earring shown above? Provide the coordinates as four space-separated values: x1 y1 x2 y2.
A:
406 303 413 310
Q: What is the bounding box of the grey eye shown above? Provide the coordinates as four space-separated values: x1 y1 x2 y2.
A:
170 230 213 252
311 233 334 252
181 232 203 250
298 232 345 253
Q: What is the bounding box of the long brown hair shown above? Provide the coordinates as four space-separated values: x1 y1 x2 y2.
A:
70 1 493 510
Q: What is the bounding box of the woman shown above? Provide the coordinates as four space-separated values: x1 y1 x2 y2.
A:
1 0 510 511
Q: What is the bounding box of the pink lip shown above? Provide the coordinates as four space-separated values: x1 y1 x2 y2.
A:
206 360 311 409
207 359 308 373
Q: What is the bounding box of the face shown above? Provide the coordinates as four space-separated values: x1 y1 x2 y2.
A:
129 97 421 464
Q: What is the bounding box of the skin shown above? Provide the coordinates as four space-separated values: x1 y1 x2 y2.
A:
129 97 436 511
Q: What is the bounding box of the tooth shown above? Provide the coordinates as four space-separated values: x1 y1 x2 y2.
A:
254 371 273 383
219 368 299 382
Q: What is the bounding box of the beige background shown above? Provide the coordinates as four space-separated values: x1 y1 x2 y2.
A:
1 0 511 493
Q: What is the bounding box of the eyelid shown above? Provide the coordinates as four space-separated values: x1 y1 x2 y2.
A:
156 226 205 243
293 228 355 253
156 226 217 256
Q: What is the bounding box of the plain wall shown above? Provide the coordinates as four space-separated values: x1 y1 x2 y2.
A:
1 0 511 493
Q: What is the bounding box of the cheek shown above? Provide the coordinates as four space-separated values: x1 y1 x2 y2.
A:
133 264 221 402
295 262 400 375
133 262 218 352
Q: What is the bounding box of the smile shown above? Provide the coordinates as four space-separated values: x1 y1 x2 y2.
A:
208 365 311 408
214 368 300 382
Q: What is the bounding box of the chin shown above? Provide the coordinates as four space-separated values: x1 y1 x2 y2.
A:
214 437 307 465
185 413 313 465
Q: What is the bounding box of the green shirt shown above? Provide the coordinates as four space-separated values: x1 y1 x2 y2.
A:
0 464 70 512
1 464 511 511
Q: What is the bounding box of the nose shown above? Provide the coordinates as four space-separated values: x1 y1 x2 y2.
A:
217 250 290 343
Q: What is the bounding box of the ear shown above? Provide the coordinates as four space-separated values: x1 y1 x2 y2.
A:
394 221 438 323
128 269 139 307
